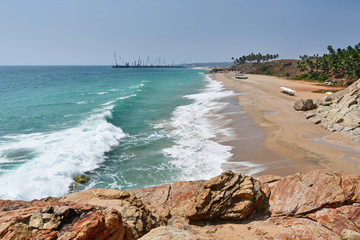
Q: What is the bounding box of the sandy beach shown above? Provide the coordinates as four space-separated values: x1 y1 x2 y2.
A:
215 72 360 177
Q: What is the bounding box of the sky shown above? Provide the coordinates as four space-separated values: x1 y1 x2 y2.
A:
0 0 359 65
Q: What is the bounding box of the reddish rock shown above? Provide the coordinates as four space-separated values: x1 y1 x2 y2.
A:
138 226 196 240
2 169 360 240
131 172 266 222
170 180 204 218
342 174 360 202
140 218 340 240
256 174 282 185
61 188 166 238
269 169 360 216
306 204 360 235
257 174 282 198
131 184 171 219
0 199 133 240
175 171 265 221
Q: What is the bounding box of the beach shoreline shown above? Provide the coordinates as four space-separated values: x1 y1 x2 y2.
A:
215 72 360 176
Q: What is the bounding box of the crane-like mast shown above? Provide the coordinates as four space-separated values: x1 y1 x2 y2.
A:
113 53 118 66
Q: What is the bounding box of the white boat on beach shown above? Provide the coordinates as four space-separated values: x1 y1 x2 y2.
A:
280 87 296 95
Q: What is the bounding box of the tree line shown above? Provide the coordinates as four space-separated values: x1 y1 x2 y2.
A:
297 43 360 81
232 53 279 65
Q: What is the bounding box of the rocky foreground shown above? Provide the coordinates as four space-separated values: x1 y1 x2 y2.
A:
1 169 360 240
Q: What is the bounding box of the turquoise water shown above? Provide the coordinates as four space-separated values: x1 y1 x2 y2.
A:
0 66 235 200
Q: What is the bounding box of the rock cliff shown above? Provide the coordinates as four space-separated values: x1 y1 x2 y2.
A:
295 79 360 142
1 169 359 239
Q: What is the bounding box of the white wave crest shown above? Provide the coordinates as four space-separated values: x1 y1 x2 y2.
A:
129 83 144 89
76 101 88 105
159 74 236 180
117 94 136 100
0 109 126 200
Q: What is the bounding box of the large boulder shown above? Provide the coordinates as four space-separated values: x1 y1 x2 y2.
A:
184 171 264 220
294 99 316 111
61 188 166 238
304 98 316 110
294 99 307 111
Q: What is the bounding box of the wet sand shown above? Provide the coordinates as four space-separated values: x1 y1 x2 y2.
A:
215 72 360 177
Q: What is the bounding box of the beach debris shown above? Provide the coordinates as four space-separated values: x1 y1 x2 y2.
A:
280 86 296 96
74 174 88 183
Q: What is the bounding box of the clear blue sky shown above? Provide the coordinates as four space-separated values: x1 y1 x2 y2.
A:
1 0 359 65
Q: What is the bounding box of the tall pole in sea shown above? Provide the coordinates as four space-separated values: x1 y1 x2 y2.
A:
113 53 118 66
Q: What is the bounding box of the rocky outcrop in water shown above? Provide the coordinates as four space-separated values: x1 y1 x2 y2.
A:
1 169 359 239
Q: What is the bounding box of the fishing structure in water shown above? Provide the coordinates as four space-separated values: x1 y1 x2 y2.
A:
112 53 184 68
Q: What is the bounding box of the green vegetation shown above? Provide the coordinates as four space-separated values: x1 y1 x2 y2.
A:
232 53 279 65
261 65 269 72
283 72 291 78
298 43 360 81
293 71 329 82
264 69 273 75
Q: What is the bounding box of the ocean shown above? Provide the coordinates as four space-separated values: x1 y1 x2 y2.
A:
0 66 236 200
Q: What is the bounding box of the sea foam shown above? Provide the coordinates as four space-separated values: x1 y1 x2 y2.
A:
0 108 126 200
158 74 236 180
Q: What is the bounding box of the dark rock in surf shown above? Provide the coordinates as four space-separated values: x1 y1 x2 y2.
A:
74 174 88 183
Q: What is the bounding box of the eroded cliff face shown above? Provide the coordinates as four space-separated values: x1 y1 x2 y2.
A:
1 169 359 240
